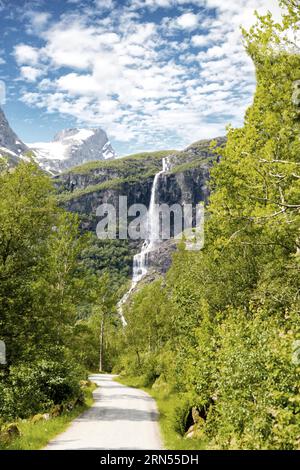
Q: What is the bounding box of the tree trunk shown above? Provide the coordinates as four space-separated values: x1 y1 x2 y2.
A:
136 349 141 369
99 314 105 372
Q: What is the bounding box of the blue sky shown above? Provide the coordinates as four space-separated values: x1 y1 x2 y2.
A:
0 0 281 155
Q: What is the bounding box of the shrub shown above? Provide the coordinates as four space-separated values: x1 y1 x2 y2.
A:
0 359 82 420
142 356 160 387
172 394 196 436
0 423 21 445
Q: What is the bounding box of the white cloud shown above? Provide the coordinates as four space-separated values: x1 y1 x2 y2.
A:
56 73 103 96
191 34 211 47
128 0 173 10
20 66 44 82
129 0 282 20
176 12 198 30
25 11 51 33
14 44 40 65
94 0 114 9
16 0 284 150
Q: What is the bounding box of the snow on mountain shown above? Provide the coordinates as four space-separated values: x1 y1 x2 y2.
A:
28 128 116 174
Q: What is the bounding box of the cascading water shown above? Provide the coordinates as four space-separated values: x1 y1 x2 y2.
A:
118 157 170 326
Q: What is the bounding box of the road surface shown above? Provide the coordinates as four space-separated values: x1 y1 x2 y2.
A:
45 374 162 450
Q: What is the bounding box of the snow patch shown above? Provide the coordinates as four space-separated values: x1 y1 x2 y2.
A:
0 146 17 157
27 141 70 161
71 129 94 142
27 127 116 173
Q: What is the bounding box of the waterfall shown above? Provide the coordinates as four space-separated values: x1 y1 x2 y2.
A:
118 157 170 326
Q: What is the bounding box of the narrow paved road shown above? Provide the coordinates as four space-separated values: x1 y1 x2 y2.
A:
45 374 162 450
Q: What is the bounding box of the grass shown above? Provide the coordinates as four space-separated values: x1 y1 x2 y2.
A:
170 157 215 175
0 382 97 450
57 150 178 203
56 138 223 203
57 177 125 202
56 139 224 203
116 376 206 450
57 166 170 203
57 173 152 203
66 150 176 175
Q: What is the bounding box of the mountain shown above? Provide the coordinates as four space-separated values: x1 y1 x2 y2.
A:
55 137 225 275
28 128 116 174
0 107 29 165
56 138 225 212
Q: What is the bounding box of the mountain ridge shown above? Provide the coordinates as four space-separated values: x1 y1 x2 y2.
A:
0 106 116 173
0 107 29 165
28 127 116 174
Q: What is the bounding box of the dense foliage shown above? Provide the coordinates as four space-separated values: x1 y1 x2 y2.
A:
0 161 118 420
0 162 83 365
79 235 132 289
118 2 300 449
0 358 82 419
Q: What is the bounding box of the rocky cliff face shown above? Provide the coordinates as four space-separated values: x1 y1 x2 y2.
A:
156 166 210 208
0 107 29 165
61 177 154 229
56 138 225 275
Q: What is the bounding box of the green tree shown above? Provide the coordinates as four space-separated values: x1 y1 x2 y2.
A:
0 161 95 364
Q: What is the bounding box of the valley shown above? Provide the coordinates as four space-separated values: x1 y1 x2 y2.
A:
0 0 299 453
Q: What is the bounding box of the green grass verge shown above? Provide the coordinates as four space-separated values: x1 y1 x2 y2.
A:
170 156 214 175
0 382 97 450
116 376 206 450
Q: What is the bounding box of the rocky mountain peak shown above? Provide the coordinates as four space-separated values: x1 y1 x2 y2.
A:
28 127 116 174
0 107 28 162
